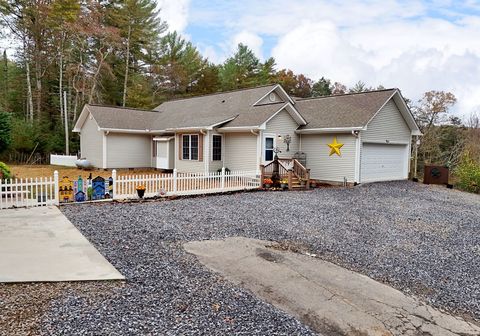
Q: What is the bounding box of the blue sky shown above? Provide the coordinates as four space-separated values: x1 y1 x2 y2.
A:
158 0 480 117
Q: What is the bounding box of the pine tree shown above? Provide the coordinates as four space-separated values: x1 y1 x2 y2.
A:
311 77 332 97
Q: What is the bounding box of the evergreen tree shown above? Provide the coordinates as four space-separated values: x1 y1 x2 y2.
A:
108 0 166 106
311 77 332 97
219 44 261 90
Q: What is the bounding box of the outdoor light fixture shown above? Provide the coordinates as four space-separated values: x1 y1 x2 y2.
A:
283 134 292 152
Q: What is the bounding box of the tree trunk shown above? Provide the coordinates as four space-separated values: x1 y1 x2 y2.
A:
2 50 7 111
89 49 109 104
35 57 42 120
59 33 65 126
23 38 34 122
122 24 131 107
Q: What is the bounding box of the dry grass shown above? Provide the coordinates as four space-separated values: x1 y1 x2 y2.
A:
9 165 161 180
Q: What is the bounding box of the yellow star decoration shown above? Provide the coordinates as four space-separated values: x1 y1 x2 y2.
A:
327 137 344 156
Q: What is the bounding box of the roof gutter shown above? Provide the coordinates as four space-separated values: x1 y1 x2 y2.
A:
99 127 167 134
216 126 261 133
296 127 365 134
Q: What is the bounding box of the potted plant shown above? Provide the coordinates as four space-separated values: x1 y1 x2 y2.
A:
280 178 288 189
299 178 307 187
136 185 146 199
263 178 273 188
310 179 317 188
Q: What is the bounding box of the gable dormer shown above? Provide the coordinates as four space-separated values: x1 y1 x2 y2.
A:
253 84 295 106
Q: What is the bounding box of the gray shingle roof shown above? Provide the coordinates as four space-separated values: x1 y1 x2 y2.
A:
87 105 161 131
80 86 399 133
295 89 396 129
153 85 278 129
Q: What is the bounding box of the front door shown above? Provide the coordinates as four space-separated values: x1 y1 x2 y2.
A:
155 141 170 169
264 135 275 163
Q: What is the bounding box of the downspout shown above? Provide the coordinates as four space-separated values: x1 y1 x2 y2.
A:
352 130 360 185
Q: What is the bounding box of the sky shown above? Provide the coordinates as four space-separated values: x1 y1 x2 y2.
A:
157 0 480 118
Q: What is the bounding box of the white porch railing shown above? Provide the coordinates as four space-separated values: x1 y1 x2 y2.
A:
113 168 260 199
0 171 59 209
0 169 260 209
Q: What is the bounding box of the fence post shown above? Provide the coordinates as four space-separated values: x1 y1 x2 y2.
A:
54 170 59 205
173 168 177 193
288 170 293 190
260 164 265 184
112 169 117 199
221 167 225 190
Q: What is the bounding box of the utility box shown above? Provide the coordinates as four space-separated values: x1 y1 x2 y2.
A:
424 165 449 185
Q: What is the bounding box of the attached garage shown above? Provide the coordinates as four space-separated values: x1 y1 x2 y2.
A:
360 143 409 182
296 89 421 184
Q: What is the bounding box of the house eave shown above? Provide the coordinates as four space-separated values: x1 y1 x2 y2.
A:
216 126 261 133
99 127 166 134
296 127 365 134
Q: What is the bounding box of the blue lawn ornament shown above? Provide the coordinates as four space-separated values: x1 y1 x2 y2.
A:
92 176 106 200
75 190 86 202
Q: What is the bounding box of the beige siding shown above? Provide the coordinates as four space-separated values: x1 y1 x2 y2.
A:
175 133 205 173
256 90 284 105
362 99 411 144
80 114 103 168
106 133 152 168
300 134 357 183
359 99 412 182
264 109 300 158
224 133 258 171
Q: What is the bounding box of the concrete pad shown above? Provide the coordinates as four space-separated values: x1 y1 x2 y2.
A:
0 206 124 282
184 237 480 336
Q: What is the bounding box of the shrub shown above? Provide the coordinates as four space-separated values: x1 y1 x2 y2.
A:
455 153 480 193
0 112 12 154
0 161 12 180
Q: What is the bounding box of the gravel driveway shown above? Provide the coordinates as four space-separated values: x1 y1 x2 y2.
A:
1 181 479 335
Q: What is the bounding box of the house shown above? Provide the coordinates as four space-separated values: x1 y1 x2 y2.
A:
72 84 421 184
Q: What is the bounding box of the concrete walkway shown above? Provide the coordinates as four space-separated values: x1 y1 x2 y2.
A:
0 206 124 283
185 237 480 336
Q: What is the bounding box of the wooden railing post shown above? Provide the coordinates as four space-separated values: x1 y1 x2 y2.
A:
260 164 265 184
288 170 293 190
305 169 311 189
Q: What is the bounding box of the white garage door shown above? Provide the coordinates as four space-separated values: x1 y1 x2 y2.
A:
361 143 408 183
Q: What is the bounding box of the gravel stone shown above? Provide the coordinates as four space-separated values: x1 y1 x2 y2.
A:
1 180 479 335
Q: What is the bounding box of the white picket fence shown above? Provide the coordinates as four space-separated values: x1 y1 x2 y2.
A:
0 172 59 209
113 168 260 199
0 169 260 209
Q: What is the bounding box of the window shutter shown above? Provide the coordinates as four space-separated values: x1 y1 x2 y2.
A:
198 133 204 162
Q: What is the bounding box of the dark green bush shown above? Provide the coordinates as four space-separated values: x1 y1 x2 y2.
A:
0 112 12 154
0 161 12 179
455 153 480 193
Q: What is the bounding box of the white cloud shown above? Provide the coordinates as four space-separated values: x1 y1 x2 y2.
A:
160 0 480 117
231 31 264 60
157 0 190 33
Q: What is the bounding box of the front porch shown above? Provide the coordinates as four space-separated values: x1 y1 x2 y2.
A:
260 158 311 190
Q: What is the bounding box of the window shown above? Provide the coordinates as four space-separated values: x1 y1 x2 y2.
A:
265 137 274 161
212 135 222 161
182 134 199 160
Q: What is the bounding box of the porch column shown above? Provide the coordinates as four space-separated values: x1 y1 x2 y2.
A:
256 130 262 175
204 130 210 174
